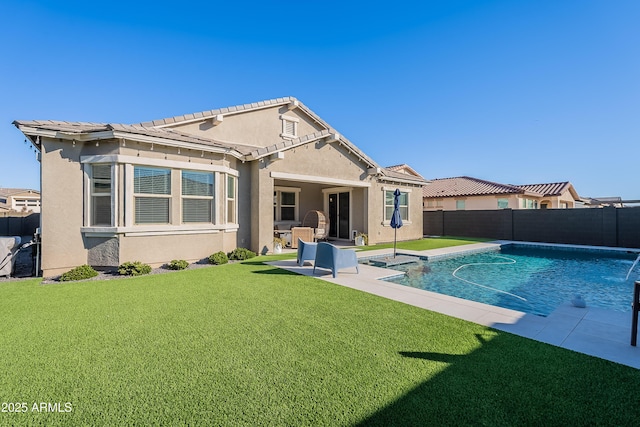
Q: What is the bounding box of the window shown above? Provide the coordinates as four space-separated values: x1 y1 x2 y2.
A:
134 166 171 224
182 171 214 223
497 198 509 209
281 192 296 220
456 200 465 210
226 175 237 224
384 190 409 221
91 164 112 226
521 198 538 209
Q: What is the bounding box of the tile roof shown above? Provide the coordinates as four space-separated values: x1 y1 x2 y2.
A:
13 120 261 156
138 97 305 128
384 164 425 179
0 188 39 197
14 97 428 186
514 182 570 197
422 176 524 198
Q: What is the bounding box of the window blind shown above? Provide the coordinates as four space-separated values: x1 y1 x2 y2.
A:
183 199 212 223
134 167 170 195
182 171 213 196
135 198 170 224
91 164 112 226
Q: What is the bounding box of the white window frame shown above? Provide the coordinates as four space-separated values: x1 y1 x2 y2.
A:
456 200 466 210
133 166 172 225
382 187 411 225
80 155 239 236
90 164 114 226
181 170 215 224
497 198 509 209
274 186 301 223
226 174 237 225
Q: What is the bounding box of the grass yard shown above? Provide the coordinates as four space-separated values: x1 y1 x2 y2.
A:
357 236 491 252
2 252 640 425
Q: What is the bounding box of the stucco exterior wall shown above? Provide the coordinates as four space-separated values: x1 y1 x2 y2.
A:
40 139 87 276
424 195 521 211
175 106 323 148
368 182 424 245
31 102 426 276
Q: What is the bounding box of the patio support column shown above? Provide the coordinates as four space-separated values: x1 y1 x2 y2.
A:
250 160 274 255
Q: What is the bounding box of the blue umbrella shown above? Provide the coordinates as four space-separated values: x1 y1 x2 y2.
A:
390 189 403 258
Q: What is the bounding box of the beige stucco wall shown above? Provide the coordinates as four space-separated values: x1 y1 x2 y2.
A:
424 191 578 211
175 105 324 148
367 182 424 245
40 139 89 276
423 195 520 211
35 103 426 275
38 137 241 277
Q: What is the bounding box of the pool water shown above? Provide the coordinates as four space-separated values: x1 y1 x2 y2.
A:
384 245 640 316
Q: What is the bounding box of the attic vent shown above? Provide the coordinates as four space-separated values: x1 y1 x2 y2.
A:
284 120 296 135
280 115 299 138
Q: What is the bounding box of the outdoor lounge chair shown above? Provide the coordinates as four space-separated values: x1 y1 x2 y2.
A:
313 242 359 278
297 238 317 266
302 210 329 241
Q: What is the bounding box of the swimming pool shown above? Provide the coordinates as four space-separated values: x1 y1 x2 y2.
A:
380 244 640 316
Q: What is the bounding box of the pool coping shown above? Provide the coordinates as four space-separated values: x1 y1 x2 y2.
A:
268 240 640 370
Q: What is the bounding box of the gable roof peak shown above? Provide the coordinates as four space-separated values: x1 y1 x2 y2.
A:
138 96 303 129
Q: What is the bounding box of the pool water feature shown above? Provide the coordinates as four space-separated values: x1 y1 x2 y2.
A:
383 245 640 317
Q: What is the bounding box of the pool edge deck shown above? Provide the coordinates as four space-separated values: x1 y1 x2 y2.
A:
269 240 640 370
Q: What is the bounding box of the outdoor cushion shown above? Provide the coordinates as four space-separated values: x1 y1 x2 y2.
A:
313 242 359 278
297 238 317 266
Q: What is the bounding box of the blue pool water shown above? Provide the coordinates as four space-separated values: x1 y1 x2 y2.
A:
383 245 640 316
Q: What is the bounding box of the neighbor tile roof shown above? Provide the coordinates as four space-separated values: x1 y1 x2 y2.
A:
0 188 39 197
514 182 570 197
422 176 524 198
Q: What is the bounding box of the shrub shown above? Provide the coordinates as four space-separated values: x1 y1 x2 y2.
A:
59 264 99 282
166 259 189 270
208 251 228 265
118 261 152 276
227 248 256 261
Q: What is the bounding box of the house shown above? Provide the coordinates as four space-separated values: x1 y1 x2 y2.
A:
0 188 41 214
423 176 581 211
14 97 426 277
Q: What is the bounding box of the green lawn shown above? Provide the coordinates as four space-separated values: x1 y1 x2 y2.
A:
358 236 491 252
2 253 640 425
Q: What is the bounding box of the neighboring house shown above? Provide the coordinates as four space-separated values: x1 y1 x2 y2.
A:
0 188 41 214
423 176 581 211
14 97 427 277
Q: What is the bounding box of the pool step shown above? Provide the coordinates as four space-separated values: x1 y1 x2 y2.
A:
370 255 420 267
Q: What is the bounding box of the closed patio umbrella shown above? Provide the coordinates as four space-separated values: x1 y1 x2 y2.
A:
390 188 403 258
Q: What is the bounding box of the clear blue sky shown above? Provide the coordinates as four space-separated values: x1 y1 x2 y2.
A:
2 0 638 200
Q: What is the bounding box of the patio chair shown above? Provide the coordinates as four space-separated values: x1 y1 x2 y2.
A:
313 242 359 278
302 210 329 241
297 238 317 266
